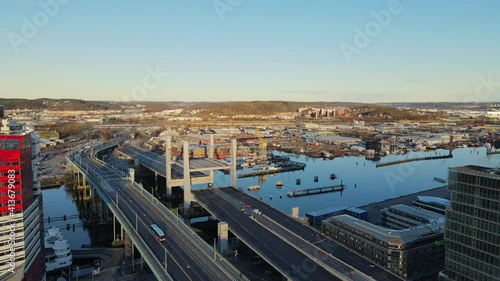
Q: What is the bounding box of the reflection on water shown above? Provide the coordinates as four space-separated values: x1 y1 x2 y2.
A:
42 185 114 250
213 147 499 215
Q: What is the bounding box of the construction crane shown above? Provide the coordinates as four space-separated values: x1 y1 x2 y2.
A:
255 128 267 163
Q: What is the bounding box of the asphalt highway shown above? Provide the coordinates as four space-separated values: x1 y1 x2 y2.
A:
220 187 403 281
194 188 342 281
71 152 238 281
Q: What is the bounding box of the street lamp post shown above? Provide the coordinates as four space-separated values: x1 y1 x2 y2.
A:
213 238 217 262
164 249 167 271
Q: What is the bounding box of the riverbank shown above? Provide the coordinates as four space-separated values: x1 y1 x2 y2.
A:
359 185 449 224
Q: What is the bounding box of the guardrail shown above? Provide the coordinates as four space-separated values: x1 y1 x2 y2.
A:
254 213 375 281
68 152 173 281
131 181 249 281
75 137 248 281
192 197 292 280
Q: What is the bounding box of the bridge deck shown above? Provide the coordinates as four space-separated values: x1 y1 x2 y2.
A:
193 188 344 281
120 145 229 177
68 141 245 281
214 187 403 281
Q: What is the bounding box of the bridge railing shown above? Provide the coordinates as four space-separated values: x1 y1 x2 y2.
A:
67 154 174 281
74 137 248 281
192 196 293 280
130 181 249 281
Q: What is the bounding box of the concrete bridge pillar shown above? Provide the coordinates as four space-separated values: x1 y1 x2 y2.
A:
208 134 214 159
208 134 215 186
165 136 172 198
291 207 299 219
154 172 158 190
230 138 237 188
128 168 135 183
218 222 229 254
132 241 135 272
183 141 193 209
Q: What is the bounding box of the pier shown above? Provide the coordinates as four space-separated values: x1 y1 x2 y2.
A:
434 177 447 183
287 184 345 197
238 161 306 178
40 177 63 189
376 151 453 168
486 150 500 155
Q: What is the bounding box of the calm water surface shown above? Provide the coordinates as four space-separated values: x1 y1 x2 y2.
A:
43 147 500 247
213 147 500 215
42 186 91 250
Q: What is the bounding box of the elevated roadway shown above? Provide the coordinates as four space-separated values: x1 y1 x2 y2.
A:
67 140 247 281
193 188 345 281
119 144 229 185
219 187 403 281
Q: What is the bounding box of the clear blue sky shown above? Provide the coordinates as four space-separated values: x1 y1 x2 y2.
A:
1 0 499 103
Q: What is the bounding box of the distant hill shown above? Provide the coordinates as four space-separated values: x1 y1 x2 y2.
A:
0 98 444 121
0 98 185 111
0 98 114 111
188 101 360 116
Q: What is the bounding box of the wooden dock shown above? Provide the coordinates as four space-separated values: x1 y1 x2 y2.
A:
287 184 345 197
40 177 63 189
376 152 453 168
486 150 500 155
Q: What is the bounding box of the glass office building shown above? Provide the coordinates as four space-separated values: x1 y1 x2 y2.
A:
440 166 500 281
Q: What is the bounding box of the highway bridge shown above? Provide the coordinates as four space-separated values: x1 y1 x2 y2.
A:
80 138 401 281
118 135 236 208
66 139 247 281
212 187 403 281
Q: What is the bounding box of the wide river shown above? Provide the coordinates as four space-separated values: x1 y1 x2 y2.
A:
43 147 499 247
213 147 500 215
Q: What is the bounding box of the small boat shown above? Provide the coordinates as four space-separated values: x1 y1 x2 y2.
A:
247 185 261 191
276 181 284 187
330 173 337 179
434 177 446 183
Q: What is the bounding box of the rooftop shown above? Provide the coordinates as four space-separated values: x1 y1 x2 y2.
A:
384 204 445 223
325 214 444 245
415 196 450 207
306 205 348 217
452 165 500 176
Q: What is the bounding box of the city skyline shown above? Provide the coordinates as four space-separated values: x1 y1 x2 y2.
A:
1 0 499 103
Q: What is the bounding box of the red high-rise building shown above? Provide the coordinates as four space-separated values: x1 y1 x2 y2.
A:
1 115 45 280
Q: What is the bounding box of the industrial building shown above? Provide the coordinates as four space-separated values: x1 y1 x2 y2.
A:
439 166 500 281
323 215 445 280
381 204 445 230
0 107 45 281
